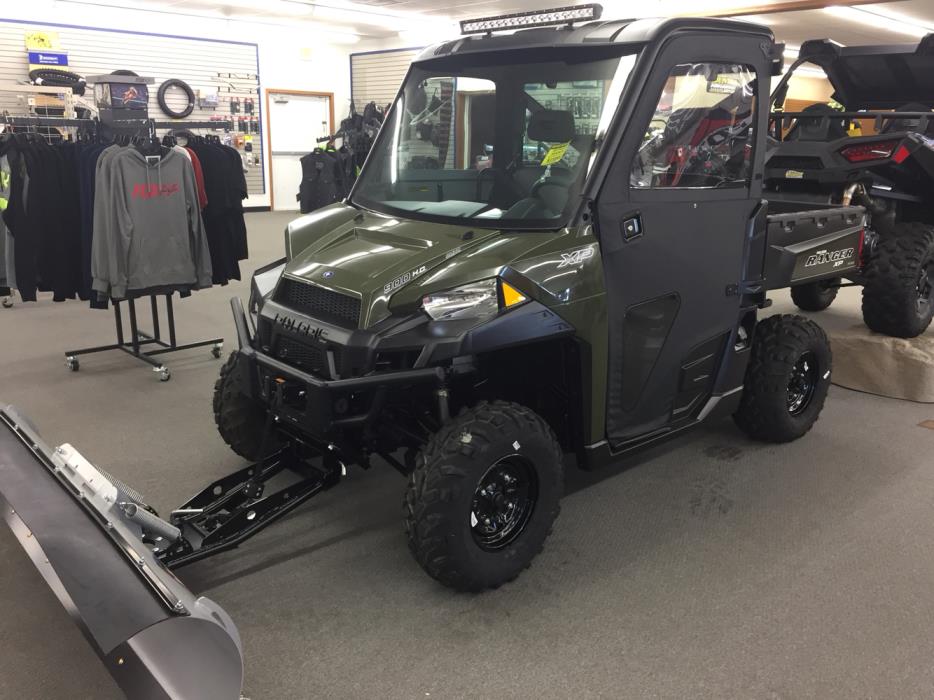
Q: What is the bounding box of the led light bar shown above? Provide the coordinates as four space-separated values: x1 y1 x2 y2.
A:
460 4 603 35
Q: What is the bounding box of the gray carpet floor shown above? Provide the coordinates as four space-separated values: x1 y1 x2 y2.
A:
2 212 934 699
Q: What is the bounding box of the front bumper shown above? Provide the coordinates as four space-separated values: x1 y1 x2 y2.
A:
231 297 445 438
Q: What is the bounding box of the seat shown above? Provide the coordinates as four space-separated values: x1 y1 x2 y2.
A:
785 103 849 142
504 109 580 219
882 103 934 135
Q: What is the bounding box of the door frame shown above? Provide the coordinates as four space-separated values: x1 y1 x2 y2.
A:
594 34 770 445
264 89 336 210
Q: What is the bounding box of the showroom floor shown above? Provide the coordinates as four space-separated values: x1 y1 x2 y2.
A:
2 212 934 699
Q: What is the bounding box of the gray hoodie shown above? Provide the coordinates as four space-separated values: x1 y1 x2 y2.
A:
92 147 212 299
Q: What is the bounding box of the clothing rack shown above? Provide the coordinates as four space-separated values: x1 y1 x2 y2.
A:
64 294 224 382
2 114 233 379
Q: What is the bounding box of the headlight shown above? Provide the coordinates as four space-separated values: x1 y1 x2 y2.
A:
421 278 527 321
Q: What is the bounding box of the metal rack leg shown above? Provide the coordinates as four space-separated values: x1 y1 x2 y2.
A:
64 293 223 380
150 295 161 341
115 301 125 346
166 294 177 347
128 299 141 356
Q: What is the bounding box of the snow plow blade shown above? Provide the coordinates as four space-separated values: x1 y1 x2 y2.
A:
0 406 243 699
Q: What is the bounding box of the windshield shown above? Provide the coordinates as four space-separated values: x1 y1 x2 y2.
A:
351 47 638 230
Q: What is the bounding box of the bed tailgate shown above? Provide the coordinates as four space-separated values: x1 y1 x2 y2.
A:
764 204 867 289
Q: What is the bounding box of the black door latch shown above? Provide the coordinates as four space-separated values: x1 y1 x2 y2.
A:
621 214 643 241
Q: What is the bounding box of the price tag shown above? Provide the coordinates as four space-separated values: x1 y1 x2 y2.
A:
541 141 570 166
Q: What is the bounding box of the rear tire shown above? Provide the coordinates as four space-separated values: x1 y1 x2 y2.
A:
861 222 934 338
403 401 563 592
733 314 831 443
213 352 277 460
791 277 839 311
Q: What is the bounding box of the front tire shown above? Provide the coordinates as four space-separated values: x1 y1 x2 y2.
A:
861 222 934 338
213 352 277 460
403 401 563 591
791 277 839 311
733 314 831 443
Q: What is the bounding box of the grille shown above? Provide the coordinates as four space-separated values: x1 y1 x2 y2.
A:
766 156 824 171
274 336 329 377
275 278 361 328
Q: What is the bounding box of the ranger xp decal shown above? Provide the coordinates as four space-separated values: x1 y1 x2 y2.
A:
384 265 428 295
804 247 855 268
557 245 595 269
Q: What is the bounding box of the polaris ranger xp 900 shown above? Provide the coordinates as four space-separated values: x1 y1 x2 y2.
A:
0 8 872 697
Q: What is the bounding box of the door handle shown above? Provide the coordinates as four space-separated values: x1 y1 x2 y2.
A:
621 214 643 241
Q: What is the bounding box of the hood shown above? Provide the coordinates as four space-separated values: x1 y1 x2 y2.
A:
283 204 504 326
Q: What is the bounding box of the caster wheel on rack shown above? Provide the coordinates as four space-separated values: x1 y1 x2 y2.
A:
211 342 223 359
155 366 171 382
65 356 80 372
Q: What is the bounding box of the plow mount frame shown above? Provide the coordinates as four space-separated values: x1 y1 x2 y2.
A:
159 446 342 569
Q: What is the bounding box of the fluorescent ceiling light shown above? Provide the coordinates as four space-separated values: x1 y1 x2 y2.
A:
822 6 932 38
785 64 828 79
220 0 314 16
285 0 451 33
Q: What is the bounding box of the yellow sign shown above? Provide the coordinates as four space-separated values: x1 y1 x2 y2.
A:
541 142 570 166
25 31 59 50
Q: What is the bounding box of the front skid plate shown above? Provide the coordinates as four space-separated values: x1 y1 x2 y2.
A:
0 405 243 699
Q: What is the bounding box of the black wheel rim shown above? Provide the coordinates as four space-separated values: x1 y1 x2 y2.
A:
470 456 537 552
916 261 934 314
787 351 819 415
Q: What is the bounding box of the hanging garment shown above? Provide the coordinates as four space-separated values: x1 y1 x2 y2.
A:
186 140 247 285
77 142 110 307
0 151 11 294
185 146 209 210
298 149 341 213
337 145 356 195
91 147 212 299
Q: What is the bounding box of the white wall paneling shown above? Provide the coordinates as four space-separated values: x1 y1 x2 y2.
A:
0 18 266 202
350 48 421 110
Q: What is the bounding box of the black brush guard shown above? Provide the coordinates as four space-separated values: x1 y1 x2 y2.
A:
0 405 339 699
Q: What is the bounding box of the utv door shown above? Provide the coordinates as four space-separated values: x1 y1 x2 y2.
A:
594 34 770 443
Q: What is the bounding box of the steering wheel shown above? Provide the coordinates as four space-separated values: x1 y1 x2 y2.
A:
477 167 525 208
476 167 498 202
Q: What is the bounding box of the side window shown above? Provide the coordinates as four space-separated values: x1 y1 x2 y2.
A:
631 63 756 189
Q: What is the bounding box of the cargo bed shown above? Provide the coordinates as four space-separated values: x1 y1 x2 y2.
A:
764 202 867 290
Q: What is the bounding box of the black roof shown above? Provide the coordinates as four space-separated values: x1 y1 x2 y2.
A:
414 16 773 63
799 35 934 110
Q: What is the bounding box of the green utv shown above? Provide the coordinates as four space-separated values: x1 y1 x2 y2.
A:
0 8 876 697
216 13 846 591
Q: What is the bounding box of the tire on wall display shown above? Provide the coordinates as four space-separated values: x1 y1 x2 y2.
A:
157 78 195 118
29 68 87 95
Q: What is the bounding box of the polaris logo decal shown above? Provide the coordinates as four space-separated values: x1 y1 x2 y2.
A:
384 265 427 295
557 246 595 269
274 313 327 342
804 247 855 268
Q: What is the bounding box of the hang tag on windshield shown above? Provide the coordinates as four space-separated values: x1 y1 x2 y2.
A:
541 142 570 166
